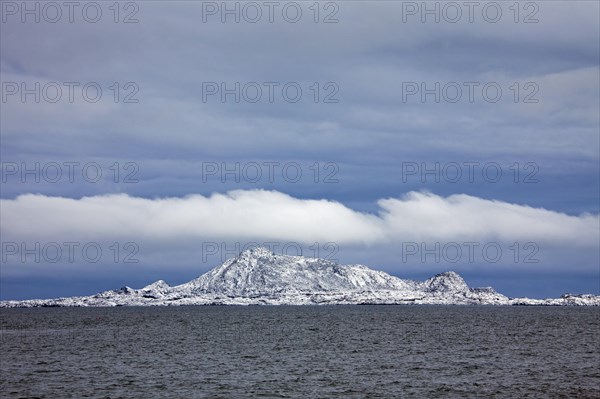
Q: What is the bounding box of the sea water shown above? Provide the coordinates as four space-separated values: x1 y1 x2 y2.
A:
1 306 598 398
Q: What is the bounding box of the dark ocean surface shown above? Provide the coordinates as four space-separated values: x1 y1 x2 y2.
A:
1 306 599 398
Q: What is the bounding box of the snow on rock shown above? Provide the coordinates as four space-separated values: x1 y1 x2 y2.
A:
1 247 598 307
423 271 470 293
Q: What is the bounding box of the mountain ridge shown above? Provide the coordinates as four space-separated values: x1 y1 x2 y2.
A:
1 247 598 307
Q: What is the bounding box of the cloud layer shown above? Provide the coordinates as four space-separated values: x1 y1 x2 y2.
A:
2 190 597 247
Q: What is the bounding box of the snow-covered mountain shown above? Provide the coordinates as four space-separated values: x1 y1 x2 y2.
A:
1 247 598 307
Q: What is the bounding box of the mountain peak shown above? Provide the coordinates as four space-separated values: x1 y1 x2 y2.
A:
238 246 276 259
185 248 418 298
424 271 470 293
439 271 463 280
142 280 170 292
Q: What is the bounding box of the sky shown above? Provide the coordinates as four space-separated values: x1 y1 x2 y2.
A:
1 0 599 300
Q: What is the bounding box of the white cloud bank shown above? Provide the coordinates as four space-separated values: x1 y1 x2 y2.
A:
1 190 598 247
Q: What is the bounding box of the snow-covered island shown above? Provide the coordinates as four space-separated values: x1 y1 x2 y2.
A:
2 247 598 307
